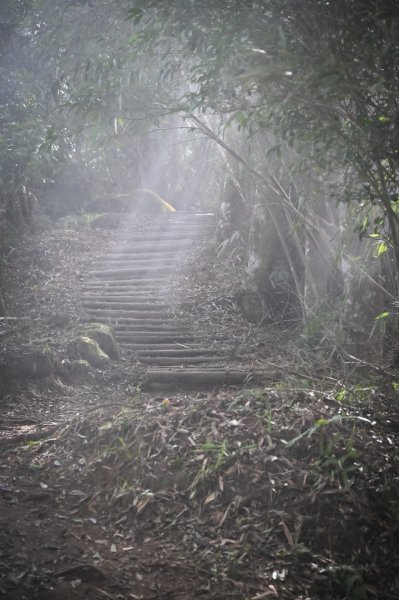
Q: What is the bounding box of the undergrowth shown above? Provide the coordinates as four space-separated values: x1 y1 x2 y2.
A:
31 380 399 600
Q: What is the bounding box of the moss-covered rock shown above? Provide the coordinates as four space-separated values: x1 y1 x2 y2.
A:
79 323 120 361
48 312 71 329
60 359 93 384
74 336 110 368
90 213 122 229
0 348 53 382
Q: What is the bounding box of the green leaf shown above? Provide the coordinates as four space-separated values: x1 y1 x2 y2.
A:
126 7 144 24
376 241 388 256
286 415 371 448
200 441 220 451
375 311 390 321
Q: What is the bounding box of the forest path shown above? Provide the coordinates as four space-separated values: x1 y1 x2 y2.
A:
83 212 266 390
0 215 398 600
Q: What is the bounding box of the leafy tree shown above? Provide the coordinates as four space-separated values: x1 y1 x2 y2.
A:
122 0 398 291
2 0 398 352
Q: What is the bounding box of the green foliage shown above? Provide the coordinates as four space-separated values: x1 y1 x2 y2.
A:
3 0 399 341
189 439 231 496
125 0 399 286
287 415 369 489
285 414 371 449
300 301 345 354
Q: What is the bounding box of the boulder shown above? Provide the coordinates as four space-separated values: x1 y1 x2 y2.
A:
60 359 93 384
48 312 71 329
74 336 110 368
0 348 53 384
78 323 120 360
91 213 122 229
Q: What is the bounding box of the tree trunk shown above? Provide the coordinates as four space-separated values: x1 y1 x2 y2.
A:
238 203 278 323
302 194 344 312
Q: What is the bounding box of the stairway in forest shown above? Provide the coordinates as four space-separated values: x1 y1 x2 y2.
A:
82 212 235 389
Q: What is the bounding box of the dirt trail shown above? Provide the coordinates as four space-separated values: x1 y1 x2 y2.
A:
1 214 399 599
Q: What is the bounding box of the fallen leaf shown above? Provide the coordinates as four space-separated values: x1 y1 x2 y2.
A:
70 489 86 496
205 491 217 505
282 521 294 546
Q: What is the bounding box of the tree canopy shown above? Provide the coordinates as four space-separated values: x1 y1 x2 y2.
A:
1 0 398 313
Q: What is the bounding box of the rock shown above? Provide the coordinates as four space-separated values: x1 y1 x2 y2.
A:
78 323 120 360
60 359 93 384
90 213 122 229
0 348 53 383
74 336 110 368
235 289 266 324
48 312 71 328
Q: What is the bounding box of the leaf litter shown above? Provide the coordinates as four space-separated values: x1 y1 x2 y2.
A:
1 381 398 599
1 219 399 598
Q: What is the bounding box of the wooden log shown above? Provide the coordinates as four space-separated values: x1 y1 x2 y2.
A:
83 295 167 302
89 267 174 279
82 301 168 310
87 317 181 326
0 316 31 320
113 325 192 333
91 259 175 268
95 253 176 260
143 369 279 390
115 334 196 343
85 278 166 286
136 348 223 357
123 343 204 351
84 310 173 319
139 357 221 366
